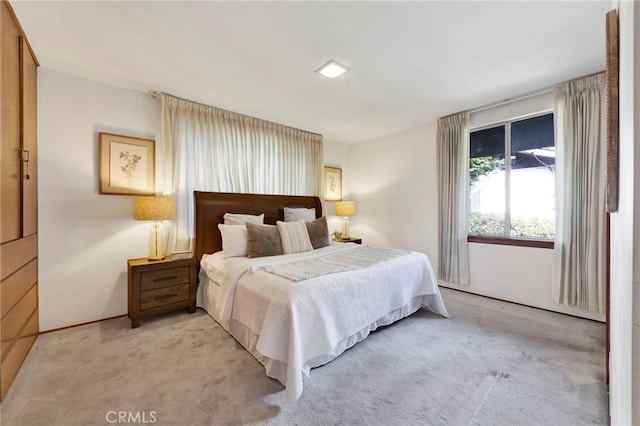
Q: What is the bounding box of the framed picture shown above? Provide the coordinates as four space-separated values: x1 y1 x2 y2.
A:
99 132 155 195
605 9 619 213
324 166 342 201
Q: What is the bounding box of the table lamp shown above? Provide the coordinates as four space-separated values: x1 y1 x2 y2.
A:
335 201 356 239
134 195 175 260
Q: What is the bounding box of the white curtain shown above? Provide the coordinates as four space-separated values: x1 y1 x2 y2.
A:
159 93 324 251
437 112 470 285
552 73 606 312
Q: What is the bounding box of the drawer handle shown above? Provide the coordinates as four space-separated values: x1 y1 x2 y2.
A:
154 293 178 300
154 275 178 282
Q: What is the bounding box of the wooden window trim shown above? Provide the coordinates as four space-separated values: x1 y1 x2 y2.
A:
468 235 554 249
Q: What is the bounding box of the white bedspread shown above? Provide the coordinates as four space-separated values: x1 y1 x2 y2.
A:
198 243 448 403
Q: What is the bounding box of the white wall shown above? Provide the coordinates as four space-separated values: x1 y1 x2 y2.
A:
37 68 353 331
38 68 161 331
610 0 637 423
350 123 440 259
350 121 604 321
470 92 553 128
634 1 640 419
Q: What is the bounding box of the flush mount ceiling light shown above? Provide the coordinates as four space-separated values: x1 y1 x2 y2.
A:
315 60 348 79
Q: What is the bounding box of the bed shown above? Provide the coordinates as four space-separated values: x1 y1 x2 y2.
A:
194 191 448 403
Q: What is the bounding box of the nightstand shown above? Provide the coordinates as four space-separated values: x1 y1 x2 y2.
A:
338 237 362 244
127 256 197 328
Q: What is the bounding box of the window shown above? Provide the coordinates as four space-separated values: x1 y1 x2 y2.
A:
469 112 555 242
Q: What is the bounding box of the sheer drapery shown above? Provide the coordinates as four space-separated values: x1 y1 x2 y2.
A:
437 112 470 285
160 93 323 251
552 73 606 312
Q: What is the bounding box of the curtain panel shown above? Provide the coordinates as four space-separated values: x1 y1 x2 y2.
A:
437 112 471 285
552 73 606 312
159 94 324 251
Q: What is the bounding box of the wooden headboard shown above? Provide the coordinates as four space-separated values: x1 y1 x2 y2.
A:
193 191 322 263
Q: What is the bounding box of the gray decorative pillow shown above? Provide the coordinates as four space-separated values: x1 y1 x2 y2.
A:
246 223 283 258
305 216 330 249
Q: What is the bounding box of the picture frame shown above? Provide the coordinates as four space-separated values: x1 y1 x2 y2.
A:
99 132 155 195
324 166 342 201
605 9 619 213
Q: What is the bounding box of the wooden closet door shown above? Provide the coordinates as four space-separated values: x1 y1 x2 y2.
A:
0 2 21 243
0 0 39 401
21 36 37 237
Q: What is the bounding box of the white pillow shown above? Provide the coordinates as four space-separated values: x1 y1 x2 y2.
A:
218 224 248 258
284 207 316 222
223 213 264 225
277 220 313 254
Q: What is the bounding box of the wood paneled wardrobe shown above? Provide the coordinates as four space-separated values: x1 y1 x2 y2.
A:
0 0 39 400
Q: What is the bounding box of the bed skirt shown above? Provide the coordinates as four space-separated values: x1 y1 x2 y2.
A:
197 276 443 401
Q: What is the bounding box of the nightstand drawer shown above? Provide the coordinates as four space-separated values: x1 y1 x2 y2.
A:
140 284 190 310
140 266 190 291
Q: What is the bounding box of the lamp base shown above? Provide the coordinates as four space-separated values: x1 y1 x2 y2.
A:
148 223 166 261
342 217 350 239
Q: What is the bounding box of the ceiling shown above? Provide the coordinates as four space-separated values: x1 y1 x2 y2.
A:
10 1 611 144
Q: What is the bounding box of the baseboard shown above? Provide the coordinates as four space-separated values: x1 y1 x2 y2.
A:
438 285 605 324
39 314 128 334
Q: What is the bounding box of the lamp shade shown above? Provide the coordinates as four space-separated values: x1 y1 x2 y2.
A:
335 201 356 217
134 196 175 221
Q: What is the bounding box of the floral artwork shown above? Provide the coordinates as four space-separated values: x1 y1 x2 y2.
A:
328 174 337 194
109 141 148 190
99 133 155 195
324 166 342 201
120 150 142 179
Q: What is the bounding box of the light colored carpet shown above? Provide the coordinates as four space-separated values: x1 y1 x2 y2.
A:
0 289 607 426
